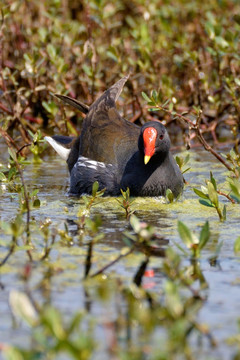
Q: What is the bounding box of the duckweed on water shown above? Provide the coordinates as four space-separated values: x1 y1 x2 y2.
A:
0 146 240 360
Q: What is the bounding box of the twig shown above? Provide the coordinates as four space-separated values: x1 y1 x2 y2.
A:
0 238 16 267
0 127 19 151
148 105 234 174
193 321 217 347
217 190 235 204
0 102 13 115
89 247 135 278
16 143 31 155
40 233 55 261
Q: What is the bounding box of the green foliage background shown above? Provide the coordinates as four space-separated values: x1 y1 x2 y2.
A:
1 1 240 359
1 0 240 142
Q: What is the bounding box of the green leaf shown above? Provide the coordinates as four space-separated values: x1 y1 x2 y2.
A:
183 153 190 165
0 172 7 181
210 172 217 190
162 99 170 107
199 221 210 250
152 89 158 102
149 107 160 112
9 290 38 326
234 78 240 86
229 179 240 202
47 44 57 59
172 240 189 256
92 181 99 197
67 312 83 334
175 156 183 168
182 167 191 174
193 188 209 199
222 204 227 221
31 189 39 197
130 214 141 233
199 199 214 207
141 91 151 102
177 221 193 248
41 306 65 339
205 22 215 40
215 36 229 48
82 64 93 77
8 148 16 161
234 236 240 254
33 199 41 208
166 188 174 203
207 181 219 207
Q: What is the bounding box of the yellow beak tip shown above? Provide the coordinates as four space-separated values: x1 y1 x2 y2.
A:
144 155 151 165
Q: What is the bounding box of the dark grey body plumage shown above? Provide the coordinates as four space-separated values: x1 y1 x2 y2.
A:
47 76 184 197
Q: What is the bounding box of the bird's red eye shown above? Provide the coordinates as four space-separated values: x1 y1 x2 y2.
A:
159 134 164 140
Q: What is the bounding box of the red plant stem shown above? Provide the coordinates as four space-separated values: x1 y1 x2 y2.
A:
24 114 43 124
217 190 235 204
0 127 19 151
148 105 234 173
0 102 13 115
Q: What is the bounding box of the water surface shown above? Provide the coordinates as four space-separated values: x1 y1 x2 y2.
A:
0 143 239 359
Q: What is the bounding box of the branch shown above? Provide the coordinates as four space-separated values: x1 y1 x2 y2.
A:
149 105 234 174
89 247 134 278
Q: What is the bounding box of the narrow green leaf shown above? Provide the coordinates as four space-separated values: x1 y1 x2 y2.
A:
184 153 190 165
172 240 189 256
92 181 99 196
166 189 174 203
149 107 160 112
177 221 193 248
162 99 170 107
210 172 217 190
193 188 209 200
152 90 158 102
222 204 227 221
199 221 210 250
234 236 240 254
9 290 38 326
199 199 214 207
175 156 183 168
31 189 39 197
8 148 16 161
130 214 141 233
0 172 7 181
182 167 191 174
207 181 219 207
141 91 151 102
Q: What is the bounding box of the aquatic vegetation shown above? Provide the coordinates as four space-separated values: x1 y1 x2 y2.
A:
116 188 135 219
193 172 227 222
177 221 210 258
1 0 240 359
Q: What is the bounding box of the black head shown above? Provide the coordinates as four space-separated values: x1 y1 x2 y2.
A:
138 121 171 164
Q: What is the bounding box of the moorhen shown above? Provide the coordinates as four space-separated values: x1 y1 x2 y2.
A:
45 76 184 197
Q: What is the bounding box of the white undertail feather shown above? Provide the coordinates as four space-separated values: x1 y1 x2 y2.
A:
45 136 71 161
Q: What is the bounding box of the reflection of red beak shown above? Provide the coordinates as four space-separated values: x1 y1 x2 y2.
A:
143 127 157 165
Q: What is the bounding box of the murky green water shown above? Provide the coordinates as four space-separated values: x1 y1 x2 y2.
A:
0 143 240 359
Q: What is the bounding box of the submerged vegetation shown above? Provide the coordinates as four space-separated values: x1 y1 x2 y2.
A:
0 0 240 359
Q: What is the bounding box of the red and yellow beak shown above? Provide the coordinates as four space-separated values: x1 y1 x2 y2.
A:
143 127 157 165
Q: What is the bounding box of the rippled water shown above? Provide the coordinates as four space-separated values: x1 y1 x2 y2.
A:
0 142 240 359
